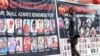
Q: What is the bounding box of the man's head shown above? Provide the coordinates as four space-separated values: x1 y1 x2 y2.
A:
74 35 80 38
68 7 75 16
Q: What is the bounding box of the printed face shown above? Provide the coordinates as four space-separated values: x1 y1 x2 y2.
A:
0 39 4 48
8 38 15 46
7 19 14 33
31 19 37 32
31 37 37 51
24 37 30 44
0 38 6 49
38 36 44 49
50 19 55 32
15 19 22 28
86 19 91 27
37 19 43 33
45 36 51 48
8 37 16 52
16 37 23 52
44 19 50 32
0 19 5 29
78 18 81 28
50 35 58 48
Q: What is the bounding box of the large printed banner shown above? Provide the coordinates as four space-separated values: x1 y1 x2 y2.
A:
57 1 100 38
0 0 60 56
57 1 100 56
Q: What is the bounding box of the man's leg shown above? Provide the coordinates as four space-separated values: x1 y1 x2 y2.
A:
74 47 80 56
71 43 75 56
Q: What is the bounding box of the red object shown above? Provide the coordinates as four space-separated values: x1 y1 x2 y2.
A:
0 0 9 10
24 44 30 51
93 0 100 4
79 0 100 4
24 37 31 51
23 24 29 33
79 0 93 4
58 5 66 15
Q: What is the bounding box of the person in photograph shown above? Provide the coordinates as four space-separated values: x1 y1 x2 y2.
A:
38 37 44 49
38 19 43 33
64 18 70 30
0 0 9 10
50 19 55 32
7 19 14 34
31 38 37 51
8 38 16 53
16 38 23 52
31 20 37 34
32 20 36 30
81 20 86 28
45 36 51 48
23 20 30 35
0 19 6 34
50 36 58 48
44 20 50 32
79 27 86 37
90 27 96 37
86 19 91 28
24 37 31 51
85 27 90 37
15 19 22 34
78 18 81 30
0 38 7 54
96 27 100 36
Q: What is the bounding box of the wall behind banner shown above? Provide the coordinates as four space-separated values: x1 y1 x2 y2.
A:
57 1 100 56
0 0 60 56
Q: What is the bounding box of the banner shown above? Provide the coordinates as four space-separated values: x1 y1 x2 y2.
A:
0 0 60 56
79 0 100 4
57 1 100 56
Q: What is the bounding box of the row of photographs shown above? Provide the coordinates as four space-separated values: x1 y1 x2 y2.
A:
0 19 56 35
58 16 100 38
78 43 100 50
78 38 100 43
0 35 58 55
78 48 99 55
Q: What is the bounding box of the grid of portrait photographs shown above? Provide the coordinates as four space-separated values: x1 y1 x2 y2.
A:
77 14 100 38
77 37 100 56
0 18 59 55
60 38 72 56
